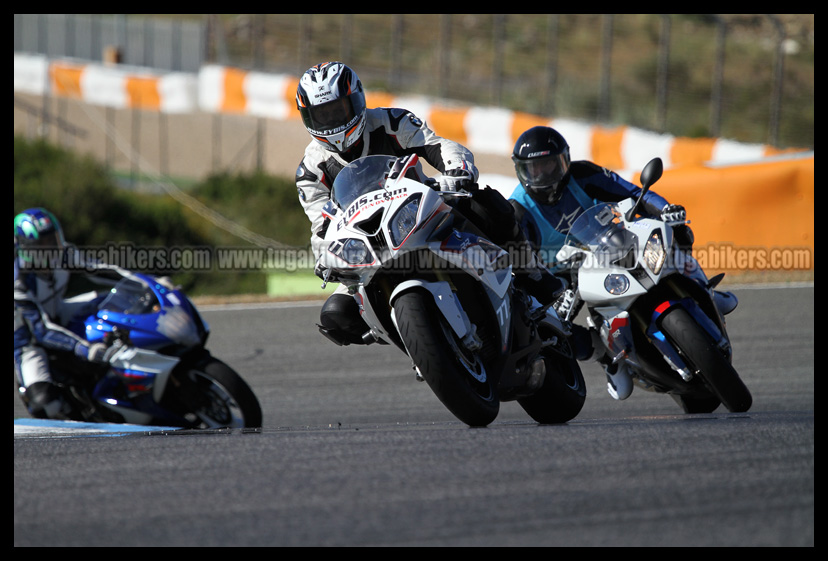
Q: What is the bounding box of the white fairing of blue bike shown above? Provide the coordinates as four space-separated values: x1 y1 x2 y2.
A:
155 293 203 347
98 346 179 423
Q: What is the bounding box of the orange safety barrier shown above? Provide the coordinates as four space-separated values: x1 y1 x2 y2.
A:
283 77 301 119
49 63 84 98
590 125 627 171
125 76 161 109
220 67 249 113
365 92 396 110
510 111 550 146
634 155 814 271
428 105 470 146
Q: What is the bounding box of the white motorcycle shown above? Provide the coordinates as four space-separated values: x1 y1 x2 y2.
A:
317 154 585 427
554 157 751 413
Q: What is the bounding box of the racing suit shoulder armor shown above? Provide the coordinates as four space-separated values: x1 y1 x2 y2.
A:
569 160 608 179
369 107 411 131
295 160 319 185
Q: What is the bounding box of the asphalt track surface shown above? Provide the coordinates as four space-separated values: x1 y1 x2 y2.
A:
14 284 814 547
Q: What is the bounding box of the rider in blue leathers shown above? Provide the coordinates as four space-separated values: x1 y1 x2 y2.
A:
509 126 684 267
14 208 123 419
508 126 694 400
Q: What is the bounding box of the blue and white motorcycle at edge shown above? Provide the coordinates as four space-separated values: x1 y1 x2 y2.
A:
28 266 262 429
554 157 751 413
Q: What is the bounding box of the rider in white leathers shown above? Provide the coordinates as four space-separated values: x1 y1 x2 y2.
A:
295 62 562 346
297 107 478 262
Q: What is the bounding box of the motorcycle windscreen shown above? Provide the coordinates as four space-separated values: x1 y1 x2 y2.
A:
565 204 638 268
331 155 397 209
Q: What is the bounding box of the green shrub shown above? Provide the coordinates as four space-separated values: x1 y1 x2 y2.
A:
14 136 310 296
190 171 309 248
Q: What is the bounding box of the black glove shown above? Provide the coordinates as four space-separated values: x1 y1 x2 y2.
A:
660 204 686 224
314 261 342 284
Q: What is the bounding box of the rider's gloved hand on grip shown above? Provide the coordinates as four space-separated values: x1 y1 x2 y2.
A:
661 204 686 224
87 341 123 364
554 289 577 321
438 167 477 192
315 261 341 283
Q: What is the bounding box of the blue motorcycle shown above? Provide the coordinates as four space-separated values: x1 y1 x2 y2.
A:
44 268 262 429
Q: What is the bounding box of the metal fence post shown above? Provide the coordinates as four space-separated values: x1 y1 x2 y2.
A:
766 15 785 147
599 14 613 123
655 15 671 133
439 15 451 99
709 15 727 137
543 14 559 117
492 15 505 107
390 14 403 92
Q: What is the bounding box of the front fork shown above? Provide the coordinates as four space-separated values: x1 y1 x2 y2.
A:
605 295 727 386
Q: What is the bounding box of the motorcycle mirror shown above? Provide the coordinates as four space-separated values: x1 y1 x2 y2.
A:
640 157 663 190
625 158 663 222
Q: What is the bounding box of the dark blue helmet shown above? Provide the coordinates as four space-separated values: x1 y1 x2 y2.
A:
512 126 571 204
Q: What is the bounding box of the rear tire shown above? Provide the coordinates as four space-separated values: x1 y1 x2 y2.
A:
670 393 721 414
518 352 586 424
394 289 499 427
660 307 751 413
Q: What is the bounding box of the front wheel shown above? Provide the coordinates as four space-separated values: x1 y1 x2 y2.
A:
518 352 586 424
166 357 262 428
659 307 751 413
394 289 499 427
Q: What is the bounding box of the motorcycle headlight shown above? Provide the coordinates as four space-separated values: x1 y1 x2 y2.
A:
643 230 666 274
389 195 421 247
604 273 630 295
340 238 371 265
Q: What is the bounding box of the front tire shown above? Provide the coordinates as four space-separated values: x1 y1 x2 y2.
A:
166 357 262 428
394 289 499 427
660 307 751 413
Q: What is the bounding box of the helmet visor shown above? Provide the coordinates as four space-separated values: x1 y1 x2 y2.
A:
301 92 366 136
16 231 64 269
30 231 62 248
513 152 568 190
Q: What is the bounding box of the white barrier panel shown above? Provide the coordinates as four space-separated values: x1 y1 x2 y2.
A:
15 54 197 113
13 53 49 95
14 57 806 167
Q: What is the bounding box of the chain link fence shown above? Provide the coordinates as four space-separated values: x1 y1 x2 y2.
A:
15 14 814 152
208 14 813 150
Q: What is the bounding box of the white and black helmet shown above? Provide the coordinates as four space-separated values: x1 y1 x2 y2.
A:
512 126 571 204
296 62 367 154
